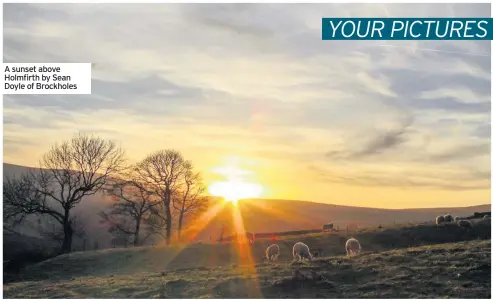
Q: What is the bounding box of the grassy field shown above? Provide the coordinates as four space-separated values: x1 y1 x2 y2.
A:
3 221 491 298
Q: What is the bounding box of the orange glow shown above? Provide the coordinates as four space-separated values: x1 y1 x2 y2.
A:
209 180 263 205
208 161 264 204
157 201 227 271
230 202 262 298
178 201 226 242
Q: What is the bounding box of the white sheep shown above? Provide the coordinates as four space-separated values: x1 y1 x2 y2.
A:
457 220 474 229
266 244 280 262
436 215 445 225
292 242 313 262
443 214 453 223
322 223 334 232
345 238 361 256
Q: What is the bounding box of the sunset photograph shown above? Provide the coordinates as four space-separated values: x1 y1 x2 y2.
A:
3 2 491 299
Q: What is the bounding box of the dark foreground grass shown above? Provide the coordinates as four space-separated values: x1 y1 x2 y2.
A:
4 239 490 299
6 218 489 283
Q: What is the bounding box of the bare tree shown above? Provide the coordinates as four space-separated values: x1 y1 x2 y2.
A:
4 174 46 226
3 133 125 254
140 205 167 243
109 227 132 248
133 150 189 245
173 163 208 239
37 214 87 244
100 174 159 246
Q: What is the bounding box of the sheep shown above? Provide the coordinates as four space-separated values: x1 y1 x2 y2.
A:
322 223 334 232
436 215 445 225
345 238 361 256
457 220 474 229
443 214 453 223
292 242 313 262
266 244 280 262
454 216 462 222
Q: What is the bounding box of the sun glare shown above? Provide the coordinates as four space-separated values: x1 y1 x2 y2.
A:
209 180 263 205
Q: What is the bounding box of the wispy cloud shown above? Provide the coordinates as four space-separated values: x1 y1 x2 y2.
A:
3 3 491 207
326 114 414 160
318 168 490 191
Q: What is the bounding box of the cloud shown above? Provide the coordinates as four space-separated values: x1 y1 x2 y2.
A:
326 114 414 160
426 142 490 163
3 3 491 204
318 169 490 191
351 118 412 158
310 156 490 191
472 124 491 139
419 87 489 104
182 4 276 39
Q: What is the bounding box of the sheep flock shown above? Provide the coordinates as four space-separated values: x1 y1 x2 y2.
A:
263 213 487 265
264 238 362 264
436 213 486 229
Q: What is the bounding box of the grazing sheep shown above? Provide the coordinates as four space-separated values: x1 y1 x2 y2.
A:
436 215 445 225
292 242 313 262
266 244 280 262
457 220 474 229
443 214 453 223
322 223 334 232
345 238 361 256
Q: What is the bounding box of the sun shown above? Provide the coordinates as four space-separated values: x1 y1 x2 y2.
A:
209 179 263 205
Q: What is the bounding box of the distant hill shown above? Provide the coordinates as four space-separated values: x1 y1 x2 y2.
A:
190 198 491 242
3 162 34 178
3 162 491 248
3 163 115 250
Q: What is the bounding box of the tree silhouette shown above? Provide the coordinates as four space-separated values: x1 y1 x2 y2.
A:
173 162 208 240
100 172 160 246
133 150 189 245
3 133 125 254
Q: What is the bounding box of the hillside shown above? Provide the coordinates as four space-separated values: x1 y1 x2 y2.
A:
3 220 491 298
3 162 491 249
192 199 491 241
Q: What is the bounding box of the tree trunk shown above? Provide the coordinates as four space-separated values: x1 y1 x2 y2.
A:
60 222 73 254
134 218 141 247
164 188 173 245
177 211 184 239
165 204 172 245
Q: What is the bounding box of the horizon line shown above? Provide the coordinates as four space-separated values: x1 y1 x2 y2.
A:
4 161 491 211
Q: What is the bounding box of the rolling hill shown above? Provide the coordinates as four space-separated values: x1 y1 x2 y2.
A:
191 198 491 242
3 162 491 250
4 220 491 298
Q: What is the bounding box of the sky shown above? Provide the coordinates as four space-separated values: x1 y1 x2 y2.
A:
3 3 491 209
